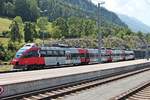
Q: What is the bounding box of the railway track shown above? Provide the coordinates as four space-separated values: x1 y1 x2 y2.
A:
1 67 150 100
112 80 150 100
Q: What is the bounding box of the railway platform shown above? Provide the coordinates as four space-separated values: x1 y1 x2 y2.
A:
0 59 150 98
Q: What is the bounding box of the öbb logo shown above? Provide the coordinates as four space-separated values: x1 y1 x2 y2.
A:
0 86 4 95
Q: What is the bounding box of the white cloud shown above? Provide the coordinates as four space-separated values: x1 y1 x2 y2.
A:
91 0 150 26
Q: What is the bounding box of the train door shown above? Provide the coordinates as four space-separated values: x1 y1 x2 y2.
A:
122 50 125 61
105 49 112 62
78 48 87 64
65 51 71 64
45 50 57 66
111 50 115 62
57 50 66 65
85 49 90 64
101 49 105 62
70 48 80 65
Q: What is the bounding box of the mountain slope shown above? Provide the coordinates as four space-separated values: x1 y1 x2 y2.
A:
118 14 150 33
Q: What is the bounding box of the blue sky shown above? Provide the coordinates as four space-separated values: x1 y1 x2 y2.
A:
92 0 150 26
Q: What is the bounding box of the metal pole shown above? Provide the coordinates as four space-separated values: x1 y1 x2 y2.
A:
110 11 112 48
40 10 47 47
146 40 149 60
42 32 44 46
98 3 101 63
98 2 105 63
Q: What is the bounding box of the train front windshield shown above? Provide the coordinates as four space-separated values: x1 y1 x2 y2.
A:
15 48 27 58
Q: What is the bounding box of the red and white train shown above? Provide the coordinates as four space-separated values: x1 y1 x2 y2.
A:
11 43 135 70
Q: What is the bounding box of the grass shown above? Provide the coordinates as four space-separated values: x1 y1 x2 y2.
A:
0 37 9 45
0 17 12 32
0 65 13 72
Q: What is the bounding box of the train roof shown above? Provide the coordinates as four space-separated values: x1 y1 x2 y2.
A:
24 43 37 47
40 46 66 50
52 43 72 48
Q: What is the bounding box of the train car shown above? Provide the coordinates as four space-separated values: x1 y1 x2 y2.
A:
125 50 135 60
87 49 98 64
104 49 112 62
11 46 40 69
40 47 67 66
87 48 112 63
133 49 145 59
12 46 67 69
67 48 82 65
111 49 125 62
68 48 89 65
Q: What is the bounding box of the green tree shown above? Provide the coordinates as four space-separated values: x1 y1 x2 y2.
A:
37 17 48 40
0 43 5 61
24 22 37 42
9 16 24 42
67 17 82 38
37 17 48 31
52 17 68 38
3 2 15 17
51 26 62 39
82 19 97 36
15 0 40 21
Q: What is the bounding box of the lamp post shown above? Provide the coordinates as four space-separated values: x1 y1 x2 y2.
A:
40 10 48 16
98 1 105 63
145 37 149 60
40 10 48 46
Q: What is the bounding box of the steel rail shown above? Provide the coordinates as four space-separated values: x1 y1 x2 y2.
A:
111 80 150 100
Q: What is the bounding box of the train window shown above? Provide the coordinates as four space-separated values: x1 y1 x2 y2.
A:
71 53 74 59
71 53 75 59
23 50 38 58
47 50 53 57
80 53 85 58
40 50 47 57
59 51 65 57
91 53 97 58
53 50 58 56
71 53 78 59
94 53 97 58
31 51 39 57
86 53 89 58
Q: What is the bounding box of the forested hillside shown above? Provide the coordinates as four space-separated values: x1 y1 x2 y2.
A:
61 0 126 27
0 0 126 27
